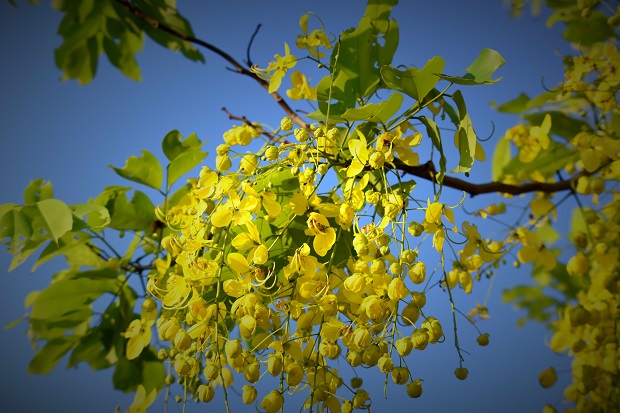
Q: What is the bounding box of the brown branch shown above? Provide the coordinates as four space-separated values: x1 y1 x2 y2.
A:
391 160 593 197
112 0 309 129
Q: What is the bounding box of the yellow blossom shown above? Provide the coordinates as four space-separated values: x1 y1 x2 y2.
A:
126 385 157 413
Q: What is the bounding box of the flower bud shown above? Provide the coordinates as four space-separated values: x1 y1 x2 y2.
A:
286 363 304 386
406 380 423 398
242 385 257 404
225 339 243 359
197 384 215 403
174 329 192 351
538 367 557 388
215 155 232 172
411 328 430 350
265 145 279 161
280 117 293 131
455 367 469 380
378 354 394 373
239 315 257 339
350 377 363 388
401 302 420 326
244 362 260 383
239 154 258 174
294 128 310 142
422 316 443 343
158 317 181 341
261 390 284 413
476 333 490 346
388 278 407 301
346 351 362 367
409 261 426 284
267 353 283 376
203 361 220 381
352 389 369 408
369 151 386 169
392 366 409 385
395 336 413 357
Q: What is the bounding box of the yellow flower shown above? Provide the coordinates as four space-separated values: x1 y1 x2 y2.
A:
261 390 284 413
123 318 155 360
253 43 297 93
305 212 336 256
126 385 157 413
211 190 258 228
346 130 369 177
286 71 317 100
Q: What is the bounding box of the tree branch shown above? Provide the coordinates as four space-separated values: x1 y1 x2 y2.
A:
391 160 592 197
112 0 309 128
221 107 275 141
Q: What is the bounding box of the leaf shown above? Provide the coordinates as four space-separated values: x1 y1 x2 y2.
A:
419 116 446 183
71 203 111 230
437 48 505 85
332 1 399 99
342 93 404 123
23 178 54 203
161 130 201 161
450 90 477 174
312 72 357 122
31 269 120 320
452 128 474 173
563 11 616 46
168 146 208 188
32 231 99 272
492 92 530 114
110 150 163 191
0 207 32 254
381 56 446 102
492 137 512 181
113 347 164 393
68 330 115 370
92 187 157 232
25 199 74 243
28 336 78 374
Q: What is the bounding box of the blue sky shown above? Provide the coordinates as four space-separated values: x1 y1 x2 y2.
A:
0 1 575 412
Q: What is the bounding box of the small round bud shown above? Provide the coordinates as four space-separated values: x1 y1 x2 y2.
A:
538 367 557 388
455 367 469 380
476 333 490 346
350 377 363 389
407 380 423 398
280 117 293 131
197 384 215 403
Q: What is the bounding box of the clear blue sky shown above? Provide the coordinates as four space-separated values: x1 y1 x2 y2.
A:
0 1 574 412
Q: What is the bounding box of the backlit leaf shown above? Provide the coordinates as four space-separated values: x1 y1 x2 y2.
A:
110 150 163 191
438 48 505 85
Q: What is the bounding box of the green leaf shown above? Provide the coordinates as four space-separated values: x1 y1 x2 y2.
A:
113 347 164 393
452 128 474 173
28 336 78 374
92 187 157 232
492 137 512 181
332 1 399 99
71 203 111 230
312 72 357 122
68 330 116 370
492 92 530 114
29 307 92 340
437 48 505 85
161 130 201 161
110 150 163 191
23 178 54 203
24 199 74 243
168 146 208 188
563 11 616 46
31 269 120 320
102 21 144 82
419 116 446 184
0 207 32 254
450 90 477 173
342 93 404 123
381 56 446 102
32 231 100 272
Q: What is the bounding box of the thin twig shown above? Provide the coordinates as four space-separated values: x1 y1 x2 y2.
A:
221 107 275 141
245 24 262 67
112 0 308 128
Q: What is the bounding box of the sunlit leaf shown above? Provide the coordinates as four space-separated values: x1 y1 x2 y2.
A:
342 93 404 123
381 56 445 101
438 48 505 85
110 150 163 191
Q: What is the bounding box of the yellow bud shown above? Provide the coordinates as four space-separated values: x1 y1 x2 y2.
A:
362 344 381 366
203 361 220 381
411 328 430 350
225 339 243 359
395 337 413 357
243 362 260 383
566 252 589 277
406 380 423 398
158 317 181 341
350 377 363 388
242 385 257 404
369 150 386 169
197 384 215 403
455 367 469 380
476 333 490 346
378 354 394 373
342 400 353 413
261 390 284 413
391 367 409 385
421 317 443 343
286 363 304 386
239 154 258 174
346 351 362 367
352 389 369 409
409 261 426 284
173 329 192 351
538 367 557 388
353 328 371 349
281 117 293 131
239 315 257 339
387 278 408 301
267 353 283 376
215 154 232 172
294 128 310 142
